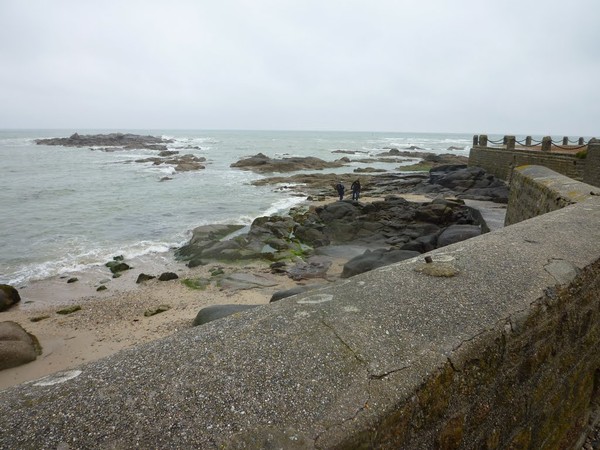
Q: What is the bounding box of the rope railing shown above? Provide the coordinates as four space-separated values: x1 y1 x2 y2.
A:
551 143 588 151
474 134 596 152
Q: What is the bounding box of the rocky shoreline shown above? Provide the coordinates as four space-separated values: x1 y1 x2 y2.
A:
1 140 510 388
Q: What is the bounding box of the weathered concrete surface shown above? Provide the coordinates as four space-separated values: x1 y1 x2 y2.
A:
1 197 600 448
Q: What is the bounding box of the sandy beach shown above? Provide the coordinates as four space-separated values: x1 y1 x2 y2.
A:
1 254 342 390
1 195 373 390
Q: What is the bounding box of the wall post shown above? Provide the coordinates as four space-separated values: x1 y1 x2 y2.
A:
562 136 569 145
479 135 488 146
542 136 552 152
526 136 532 146
505 135 516 150
579 137 585 145
473 135 479 146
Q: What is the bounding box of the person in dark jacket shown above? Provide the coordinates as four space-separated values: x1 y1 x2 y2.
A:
335 182 345 201
351 179 361 201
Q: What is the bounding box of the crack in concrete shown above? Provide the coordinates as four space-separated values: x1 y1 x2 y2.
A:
369 365 410 380
319 318 366 365
315 318 371 448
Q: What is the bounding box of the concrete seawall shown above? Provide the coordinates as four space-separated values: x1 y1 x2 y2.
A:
505 165 600 226
1 183 600 448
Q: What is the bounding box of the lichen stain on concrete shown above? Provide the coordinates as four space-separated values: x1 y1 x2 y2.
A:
415 262 460 277
33 369 83 386
297 294 334 304
342 306 360 313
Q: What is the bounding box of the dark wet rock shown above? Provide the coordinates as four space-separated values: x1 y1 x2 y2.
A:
176 224 245 264
56 305 81 315
158 272 179 282
136 273 156 283
96 285 107 292
437 224 482 247
354 167 387 173
270 261 288 274
0 285 21 312
67 277 78 283
341 248 421 278
219 273 278 291
105 259 131 274
231 153 347 173
192 304 260 326
270 284 323 302
36 133 173 149
0 321 41 370
428 165 509 203
287 256 332 281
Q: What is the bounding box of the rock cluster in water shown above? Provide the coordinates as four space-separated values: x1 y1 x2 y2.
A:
36 132 173 149
36 133 206 174
230 152 349 172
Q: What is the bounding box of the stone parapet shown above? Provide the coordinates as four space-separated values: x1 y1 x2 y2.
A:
505 165 600 226
469 146 586 183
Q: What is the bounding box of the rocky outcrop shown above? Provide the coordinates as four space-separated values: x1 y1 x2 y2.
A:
0 321 41 370
341 248 421 278
231 153 348 173
426 165 509 203
135 154 206 172
192 304 260 326
0 285 20 312
176 192 483 279
36 133 173 149
251 164 505 204
270 285 322 303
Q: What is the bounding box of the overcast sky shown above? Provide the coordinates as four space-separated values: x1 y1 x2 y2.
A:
1 0 598 135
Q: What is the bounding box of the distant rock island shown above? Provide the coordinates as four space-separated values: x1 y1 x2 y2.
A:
35 132 206 174
36 132 173 150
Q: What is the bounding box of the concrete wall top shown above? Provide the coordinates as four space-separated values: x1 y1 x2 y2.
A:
1 197 600 448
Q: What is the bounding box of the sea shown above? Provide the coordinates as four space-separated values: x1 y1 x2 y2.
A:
0 129 475 286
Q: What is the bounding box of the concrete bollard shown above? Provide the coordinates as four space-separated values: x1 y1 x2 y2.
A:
479 135 488 146
542 136 552 152
473 135 479 146
526 136 532 146
579 137 585 145
505 135 516 150
562 136 569 145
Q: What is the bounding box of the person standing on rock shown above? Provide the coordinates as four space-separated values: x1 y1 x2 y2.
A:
351 179 361 201
335 182 345 201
